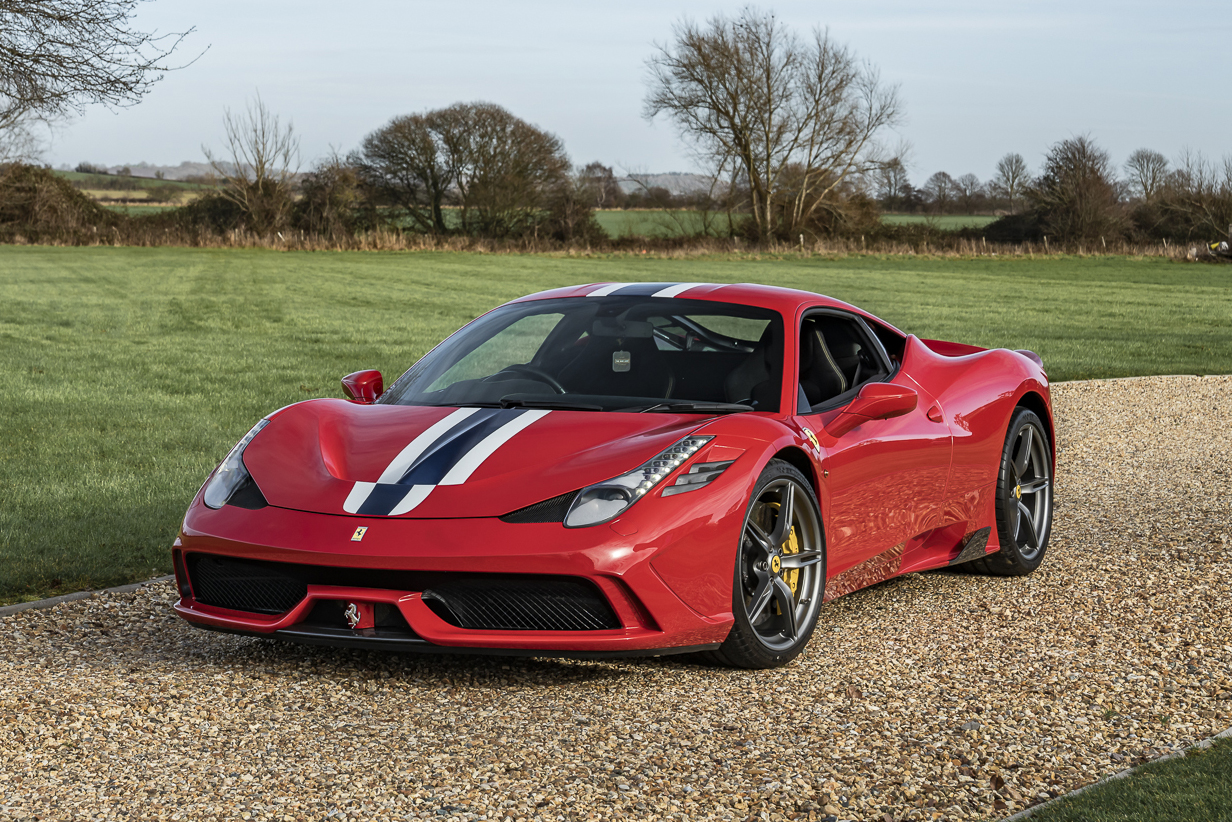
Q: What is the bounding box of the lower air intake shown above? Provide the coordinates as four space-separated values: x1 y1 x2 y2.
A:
422 577 619 631
187 554 307 615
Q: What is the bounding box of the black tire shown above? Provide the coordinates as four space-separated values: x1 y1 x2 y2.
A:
968 407 1054 576
709 459 826 669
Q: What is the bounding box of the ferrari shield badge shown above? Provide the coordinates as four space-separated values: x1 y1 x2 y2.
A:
803 428 821 452
351 526 368 542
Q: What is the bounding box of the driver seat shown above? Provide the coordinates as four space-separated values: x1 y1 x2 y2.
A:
799 323 848 407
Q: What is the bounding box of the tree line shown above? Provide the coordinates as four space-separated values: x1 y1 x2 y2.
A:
0 2 1228 248
876 142 1232 244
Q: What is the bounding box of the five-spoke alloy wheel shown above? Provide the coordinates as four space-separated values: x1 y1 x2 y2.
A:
712 460 825 668
971 406 1054 576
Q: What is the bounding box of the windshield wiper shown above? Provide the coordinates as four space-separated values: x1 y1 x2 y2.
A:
498 398 604 412
620 401 754 414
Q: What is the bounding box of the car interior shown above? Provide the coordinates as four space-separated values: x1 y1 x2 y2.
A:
797 313 892 413
383 298 896 415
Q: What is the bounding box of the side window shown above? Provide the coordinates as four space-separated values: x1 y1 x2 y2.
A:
798 313 890 411
867 318 906 364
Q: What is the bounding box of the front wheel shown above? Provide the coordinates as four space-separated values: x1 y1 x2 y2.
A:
711 460 825 669
970 407 1054 576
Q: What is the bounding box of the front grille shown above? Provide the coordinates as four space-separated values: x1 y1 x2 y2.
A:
422 577 619 631
187 554 307 615
499 491 579 523
183 554 620 630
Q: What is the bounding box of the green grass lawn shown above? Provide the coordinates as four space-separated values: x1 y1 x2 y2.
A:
0 246 1228 604
882 213 999 229
595 209 740 237
1023 738 1232 822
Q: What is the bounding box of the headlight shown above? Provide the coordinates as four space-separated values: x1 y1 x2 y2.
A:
202 419 269 509
564 435 713 528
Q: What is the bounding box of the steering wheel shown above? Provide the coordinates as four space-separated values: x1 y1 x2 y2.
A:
484 364 566 394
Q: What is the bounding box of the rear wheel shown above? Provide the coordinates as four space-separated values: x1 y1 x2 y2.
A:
969 407 1053 576
711 460 825 669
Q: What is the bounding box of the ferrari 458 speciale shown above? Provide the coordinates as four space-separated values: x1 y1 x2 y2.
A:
173 282 1055 668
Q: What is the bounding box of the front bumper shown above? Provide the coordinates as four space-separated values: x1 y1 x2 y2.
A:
173 500 739 655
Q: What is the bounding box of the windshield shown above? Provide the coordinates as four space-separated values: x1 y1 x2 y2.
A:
380 296 785 413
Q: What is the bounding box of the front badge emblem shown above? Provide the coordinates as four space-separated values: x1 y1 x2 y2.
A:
351 526 368 542
344 603 362 628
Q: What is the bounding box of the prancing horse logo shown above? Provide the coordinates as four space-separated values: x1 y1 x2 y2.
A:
351 526 368 542
344 603 362 629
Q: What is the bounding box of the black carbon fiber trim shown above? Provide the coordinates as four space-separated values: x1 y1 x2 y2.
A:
422 577 619 631
950 527 992 566
499 491 580 523
187 554 307 615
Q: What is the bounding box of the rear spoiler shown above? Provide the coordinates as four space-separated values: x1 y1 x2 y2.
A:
922 339 1045 370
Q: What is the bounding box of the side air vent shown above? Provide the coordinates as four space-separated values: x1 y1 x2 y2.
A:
422 577 619 631
187 554 307 615
499 491 580 524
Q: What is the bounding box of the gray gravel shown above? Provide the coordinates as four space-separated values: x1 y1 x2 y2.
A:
1 375 1230 822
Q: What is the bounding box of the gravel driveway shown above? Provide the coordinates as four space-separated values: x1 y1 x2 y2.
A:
2 376 1229 822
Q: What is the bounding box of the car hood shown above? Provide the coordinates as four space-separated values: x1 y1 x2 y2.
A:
242 399 709 518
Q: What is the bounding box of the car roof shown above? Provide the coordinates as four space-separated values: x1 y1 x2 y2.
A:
510 282 900 334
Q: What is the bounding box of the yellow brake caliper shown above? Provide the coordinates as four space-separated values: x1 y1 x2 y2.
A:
765 503 801 615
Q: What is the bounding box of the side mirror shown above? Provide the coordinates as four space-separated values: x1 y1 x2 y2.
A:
824 382 918 438
341 370 383 404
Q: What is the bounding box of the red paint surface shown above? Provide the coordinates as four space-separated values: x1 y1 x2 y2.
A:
176 284 1054 655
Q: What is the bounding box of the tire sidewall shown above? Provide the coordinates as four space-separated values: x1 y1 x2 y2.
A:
994 408 1053 572
722 459 825 669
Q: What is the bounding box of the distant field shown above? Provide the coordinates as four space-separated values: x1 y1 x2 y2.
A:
881 213 999 229
0 246 1227 603
57 170 211 190
595 209 740 237
101 204 180 215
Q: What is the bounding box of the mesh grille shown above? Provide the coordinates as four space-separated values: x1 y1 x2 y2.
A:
187 554 307 615
423 577 619 631
499 491 579 524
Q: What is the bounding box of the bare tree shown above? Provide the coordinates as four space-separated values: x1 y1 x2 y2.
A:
922 171 956 214
451 103 570 237
577 162 622 209
954 173 984 213
1157 148 1232 239
1123 148 1169 202
0 0 194 125
1028 135 1125 242
354 109 460 234
874 157 910 202
0 113 54 163
357 102 570 238
644 8 902 242
203 94 300 234
990 153 1029 214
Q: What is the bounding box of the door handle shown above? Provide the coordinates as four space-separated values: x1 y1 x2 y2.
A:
926 404 944 423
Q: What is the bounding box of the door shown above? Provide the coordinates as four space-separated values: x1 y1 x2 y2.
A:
794 311 953 578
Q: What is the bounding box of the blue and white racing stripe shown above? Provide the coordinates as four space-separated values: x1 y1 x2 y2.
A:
343 407 550 517
587 282 721 298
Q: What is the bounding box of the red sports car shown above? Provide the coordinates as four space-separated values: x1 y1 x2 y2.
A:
173 282 1054 668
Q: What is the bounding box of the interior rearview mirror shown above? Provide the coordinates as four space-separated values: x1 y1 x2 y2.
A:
342 370 383 404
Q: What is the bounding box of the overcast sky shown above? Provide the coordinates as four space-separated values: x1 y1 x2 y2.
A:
44 0 1231 184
